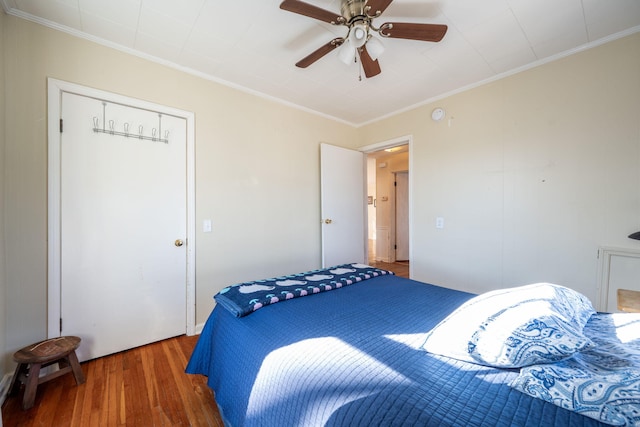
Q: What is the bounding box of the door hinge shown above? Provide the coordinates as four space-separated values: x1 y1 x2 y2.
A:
59 118 63 133
394 181 397 187
60 318 63 332
394 244 397 250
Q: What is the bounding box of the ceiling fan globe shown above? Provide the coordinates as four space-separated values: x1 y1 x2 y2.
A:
366 35 385 60
349 23 368 48
338 39 356 65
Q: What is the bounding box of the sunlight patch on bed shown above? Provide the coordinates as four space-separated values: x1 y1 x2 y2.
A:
384 333 428 350
246 336 410 425
611 313 640 343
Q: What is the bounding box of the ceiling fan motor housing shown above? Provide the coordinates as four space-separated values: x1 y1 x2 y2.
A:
341 0 369 23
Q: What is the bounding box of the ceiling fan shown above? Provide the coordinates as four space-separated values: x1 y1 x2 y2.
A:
280 0 448 78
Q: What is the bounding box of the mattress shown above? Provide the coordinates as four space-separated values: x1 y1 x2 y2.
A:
186 274 607 426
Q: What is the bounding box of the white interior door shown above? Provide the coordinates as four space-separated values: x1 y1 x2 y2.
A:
395 172 409 261
320 143 366 268
60 92 187 361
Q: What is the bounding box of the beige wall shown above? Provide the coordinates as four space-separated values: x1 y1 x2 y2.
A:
360 33 640 301
1 14 359 373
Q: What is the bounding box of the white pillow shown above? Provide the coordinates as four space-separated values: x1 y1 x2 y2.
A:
422 283 596 368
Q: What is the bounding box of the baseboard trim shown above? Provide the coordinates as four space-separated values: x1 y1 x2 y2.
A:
0 372 12 407
194 322 205 335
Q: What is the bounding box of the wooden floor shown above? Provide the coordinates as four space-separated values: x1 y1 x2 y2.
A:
2 335 222 427
369 260 409 278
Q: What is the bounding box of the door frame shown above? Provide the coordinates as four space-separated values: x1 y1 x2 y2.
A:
360 135 413 277
393 171 409 261
46 78 197 338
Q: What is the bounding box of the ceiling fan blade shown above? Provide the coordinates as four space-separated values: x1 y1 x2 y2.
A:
358 46 381 78
296 38 344 68
366 0 393 16
379 22 448 42
280 0 343 25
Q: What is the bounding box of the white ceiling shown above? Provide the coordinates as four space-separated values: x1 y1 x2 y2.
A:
2 0 640 126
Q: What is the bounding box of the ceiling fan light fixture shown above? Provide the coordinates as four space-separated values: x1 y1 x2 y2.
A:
349 22 368 48
366 35 385 60
338 38 356 65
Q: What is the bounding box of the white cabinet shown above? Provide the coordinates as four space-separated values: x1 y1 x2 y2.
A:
598 247 640 312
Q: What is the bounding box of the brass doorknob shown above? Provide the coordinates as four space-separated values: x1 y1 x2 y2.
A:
175 239 184 247
324 219 333 224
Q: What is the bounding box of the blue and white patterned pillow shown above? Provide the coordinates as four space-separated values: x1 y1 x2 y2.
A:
510 313 640 426
468 300 593 368
422 283 596 368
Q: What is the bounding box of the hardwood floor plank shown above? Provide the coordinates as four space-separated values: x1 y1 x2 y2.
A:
369 260 410 278
34 381 61 427
2 335 221 427
52 380 77 426
163 339 208 426
150 341 181 425
71 357 91 427
105 353 121 426
123 348 152 426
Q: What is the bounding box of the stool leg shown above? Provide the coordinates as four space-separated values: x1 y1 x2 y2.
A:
22 363 41 410
8 363 26 396
67 350 85 384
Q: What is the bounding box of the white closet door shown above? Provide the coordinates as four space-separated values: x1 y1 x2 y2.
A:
60 92 187 361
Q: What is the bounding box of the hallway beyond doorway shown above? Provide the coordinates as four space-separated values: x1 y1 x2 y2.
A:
369 238 409 278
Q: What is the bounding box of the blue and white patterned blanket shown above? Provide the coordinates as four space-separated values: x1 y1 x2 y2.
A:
214 263 394 317
511 313 640 426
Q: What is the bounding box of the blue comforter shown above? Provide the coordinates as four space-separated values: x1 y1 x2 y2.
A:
187 275 607 426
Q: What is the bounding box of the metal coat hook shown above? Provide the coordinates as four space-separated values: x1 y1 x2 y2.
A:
92 101 169 144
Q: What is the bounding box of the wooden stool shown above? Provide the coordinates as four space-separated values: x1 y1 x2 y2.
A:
8 336 85 410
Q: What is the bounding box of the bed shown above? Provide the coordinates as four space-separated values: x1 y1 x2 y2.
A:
186 263 640 427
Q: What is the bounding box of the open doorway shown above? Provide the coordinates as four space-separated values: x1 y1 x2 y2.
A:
366 143 410 277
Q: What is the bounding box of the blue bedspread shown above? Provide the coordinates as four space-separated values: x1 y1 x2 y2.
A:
187 275 608 426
